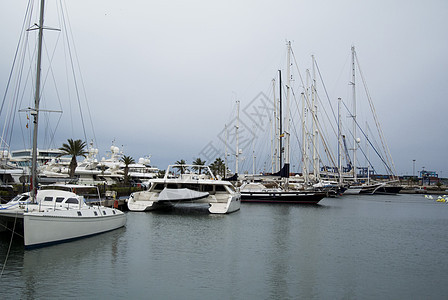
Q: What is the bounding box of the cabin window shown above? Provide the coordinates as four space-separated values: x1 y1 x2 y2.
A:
44 196 53 202
202 185 214 192
102 210 107 215
66 198 79 204
55 197 64 203
166 183 178 189
77 211 82 216
215 185 227 192
21 195 30 201
94 211 98 216
113 210 116 215
14 195 29 202
152 183 164 192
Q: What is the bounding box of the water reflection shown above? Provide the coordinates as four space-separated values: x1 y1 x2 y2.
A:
1 195 448 299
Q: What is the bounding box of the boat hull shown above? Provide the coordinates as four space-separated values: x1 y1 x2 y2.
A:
241 191 326 204
128 189 241 214
374 185 403 195
23 208 126 248
344 187 362 195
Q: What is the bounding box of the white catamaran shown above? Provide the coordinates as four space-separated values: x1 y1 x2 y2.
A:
127 164 240 214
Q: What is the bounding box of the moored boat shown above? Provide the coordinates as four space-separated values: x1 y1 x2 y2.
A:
127 164 240 214
240 182 326 204
373 184 403 195
0 0 126 248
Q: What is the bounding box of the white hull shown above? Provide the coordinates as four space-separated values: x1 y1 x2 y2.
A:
23 208 126 247
344 187 362 195
209 194 240 214
127 191 241 214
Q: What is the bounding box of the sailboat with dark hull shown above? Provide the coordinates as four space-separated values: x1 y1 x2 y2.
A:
240 42 326 204
240 164 326 204
373 184 403 195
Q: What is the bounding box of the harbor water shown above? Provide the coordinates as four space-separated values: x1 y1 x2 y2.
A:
1 194 448 299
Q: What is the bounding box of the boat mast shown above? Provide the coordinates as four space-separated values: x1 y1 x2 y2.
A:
301 92 309 185
272 78 277 173
278 70 282 170
284 41 291 185
31 0 46 202
338 97 343 185
311 55 320 182
224 124 228 178
351 46 357 182
235 100 240 177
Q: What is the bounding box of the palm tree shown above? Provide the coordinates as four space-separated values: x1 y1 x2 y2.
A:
58 139 88 178
210 157 225 177
192 158 206 174
121 155 135 185
174 159 187 174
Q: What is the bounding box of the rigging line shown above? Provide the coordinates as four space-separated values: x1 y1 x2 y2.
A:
1 0 35 150
354 52 397 177
290 104 303 169
291 90 317 176
7 28 35 152
314 59 338 125
61 0 98 146
310 63 339 139
315 91 337 142
341 100 392 175
15 42 33 150
0 0 34 118
59 4 87 143
42 38 64 148
341 102 379 174
291 70 338 171
0 213 18 279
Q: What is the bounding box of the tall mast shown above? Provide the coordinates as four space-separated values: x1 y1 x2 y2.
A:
301 92 309 185
278 70 282 169
351 46 357 182
224 124 228 178
311 54 319 181
270 116 273 173
284 41 291 183
31 0 46 201
338 98 343 185
272 78 277 173
235 100 240 176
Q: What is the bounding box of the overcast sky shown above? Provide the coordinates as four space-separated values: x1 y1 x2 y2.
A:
1 0 447 177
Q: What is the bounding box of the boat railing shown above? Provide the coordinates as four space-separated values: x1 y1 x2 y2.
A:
165 165 216 180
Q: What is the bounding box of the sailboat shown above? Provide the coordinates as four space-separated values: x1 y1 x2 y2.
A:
0 0 125 248
340 46 402 195
240 42 326 204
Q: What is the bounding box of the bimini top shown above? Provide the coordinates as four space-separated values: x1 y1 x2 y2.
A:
164 164 216 180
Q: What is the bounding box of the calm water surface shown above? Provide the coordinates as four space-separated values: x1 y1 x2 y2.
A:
1 194 447 299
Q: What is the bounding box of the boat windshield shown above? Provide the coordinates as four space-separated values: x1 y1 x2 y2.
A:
10 194 30 203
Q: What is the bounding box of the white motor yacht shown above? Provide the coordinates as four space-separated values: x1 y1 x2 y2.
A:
127 164 240 214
